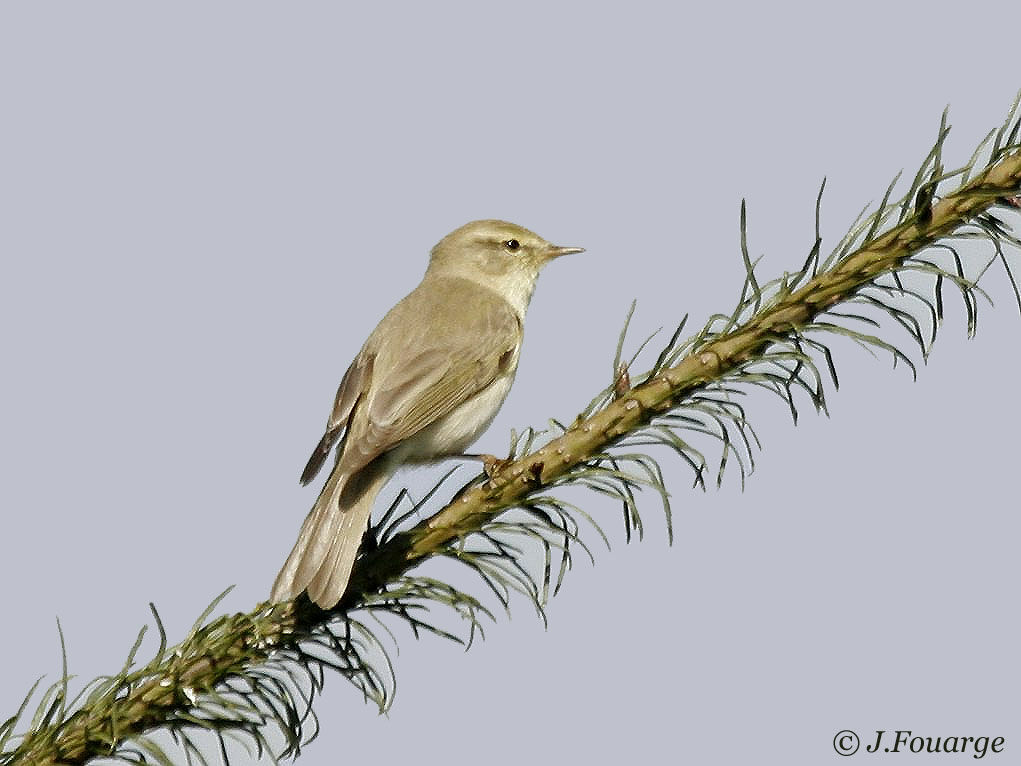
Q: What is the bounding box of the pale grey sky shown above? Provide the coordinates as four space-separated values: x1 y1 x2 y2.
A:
1 2 1018 764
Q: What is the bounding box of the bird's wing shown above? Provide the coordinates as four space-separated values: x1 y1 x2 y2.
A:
338 280 522 475
300 351 373 485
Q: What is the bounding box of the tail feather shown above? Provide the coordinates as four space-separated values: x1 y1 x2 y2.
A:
271 462 388 608
306 498 368 606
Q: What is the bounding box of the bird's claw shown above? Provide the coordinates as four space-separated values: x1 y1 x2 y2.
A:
479 453 514 478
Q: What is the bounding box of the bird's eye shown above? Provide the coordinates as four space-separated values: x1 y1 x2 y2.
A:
504 239 521 251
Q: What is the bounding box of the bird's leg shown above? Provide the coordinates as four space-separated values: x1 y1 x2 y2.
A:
460 452 514 479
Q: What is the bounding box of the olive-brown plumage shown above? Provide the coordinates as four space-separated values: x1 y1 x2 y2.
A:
271 220 582 608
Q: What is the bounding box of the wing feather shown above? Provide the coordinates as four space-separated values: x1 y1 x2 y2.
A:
300 352 373 484
337 277 521 475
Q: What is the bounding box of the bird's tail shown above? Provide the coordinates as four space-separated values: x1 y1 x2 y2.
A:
270 461 388 609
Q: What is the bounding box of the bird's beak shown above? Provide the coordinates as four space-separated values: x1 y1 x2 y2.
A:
546 244 585 259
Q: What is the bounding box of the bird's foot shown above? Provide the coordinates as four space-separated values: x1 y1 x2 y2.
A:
461 452 514 478
480 453 515 479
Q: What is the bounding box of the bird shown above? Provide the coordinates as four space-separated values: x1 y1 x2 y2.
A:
270 219 583 609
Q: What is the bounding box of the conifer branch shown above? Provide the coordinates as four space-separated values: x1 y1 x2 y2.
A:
3 95 1020 765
